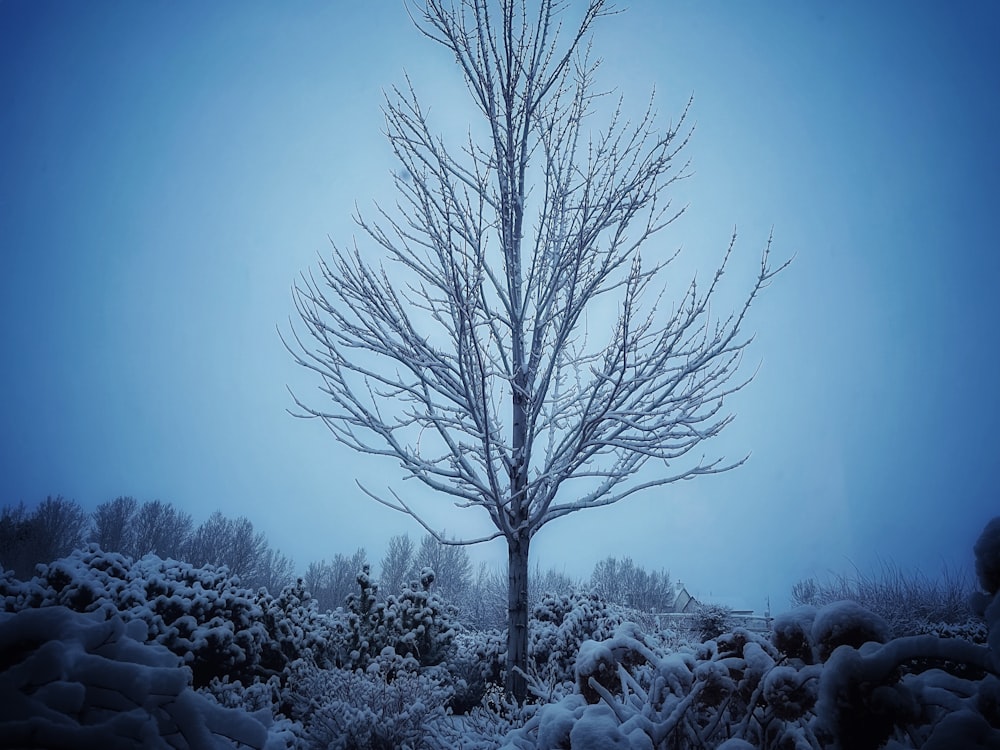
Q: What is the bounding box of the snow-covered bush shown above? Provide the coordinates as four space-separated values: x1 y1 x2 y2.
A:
286 647 455 749
811 631 998 749
503 620 823 749
383 567 459 667
810 600 890 662
0 546 304 689
463 589 661 708
448 628 506 714
262 576 338 669
791 560 978 640
329 564 459 673
0 605 300 749
528 590 625 696
973 517 1000 665
502 533 1000 750
771 605 817 663
0 544 350 730
690 602 735 643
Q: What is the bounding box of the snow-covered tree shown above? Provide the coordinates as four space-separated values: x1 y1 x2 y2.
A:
286 0 787 701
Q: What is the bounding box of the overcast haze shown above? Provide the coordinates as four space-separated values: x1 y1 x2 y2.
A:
2 1 997 614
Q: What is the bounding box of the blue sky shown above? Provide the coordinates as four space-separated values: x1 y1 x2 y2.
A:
2 1 997 613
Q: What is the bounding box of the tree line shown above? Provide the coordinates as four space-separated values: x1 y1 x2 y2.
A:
0 496 678 629
0 496 294 592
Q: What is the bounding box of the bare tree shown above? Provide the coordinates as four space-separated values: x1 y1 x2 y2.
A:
29 496 90 567
287 0 787 700
304 548 369 612
410 533 472 601
379 533 416 597
186 511 270 584
91 496 140 554
132 500 193 560
0 502 37 578
591 555 673 612
253 546 296 594
0 497 90 577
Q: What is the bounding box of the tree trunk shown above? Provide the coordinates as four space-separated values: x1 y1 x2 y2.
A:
506 531 530 703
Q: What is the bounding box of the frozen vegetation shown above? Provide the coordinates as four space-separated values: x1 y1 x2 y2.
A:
0 514 998 748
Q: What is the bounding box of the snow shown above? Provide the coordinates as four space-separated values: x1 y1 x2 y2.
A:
0 606 285 749
810 599 890 661
921 710 999 749
2 519 999 748
771 604 817 663
568 704 631 749
574 639 615 689
761 665 818 720
536 694 584 748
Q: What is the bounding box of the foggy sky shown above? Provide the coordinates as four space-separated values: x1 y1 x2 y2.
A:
1 1 997 613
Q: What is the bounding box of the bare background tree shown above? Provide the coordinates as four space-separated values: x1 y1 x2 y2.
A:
131 499 194 560
378 533 416 598
91 496 140 554
590 555 674 613
411 533 473 602
304 548 369 612
0 497 89 578
3 496 295 596
287 0 787 700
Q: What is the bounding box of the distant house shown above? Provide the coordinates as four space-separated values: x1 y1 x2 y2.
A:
668 580 698 613
655 583 772 633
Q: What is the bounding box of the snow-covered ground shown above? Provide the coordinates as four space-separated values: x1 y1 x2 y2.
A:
1 517 998 748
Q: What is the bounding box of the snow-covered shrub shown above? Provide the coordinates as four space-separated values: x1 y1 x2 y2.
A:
0 605 299 749
263 576 338 669
529 590 624 694
506 586 1000 750
810 600 890 662
0 546 322 694
761 665 817 721
808 518 1000 749
330 564 459 673
463 590 668 708
771 605 817 663
448 629 505 714
286 647 455 749
791 560 978 640
811 632 998 749
503 620 822 749
690 602 735 643
333 563 382 670
436 703 530 750
382 567 459 667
